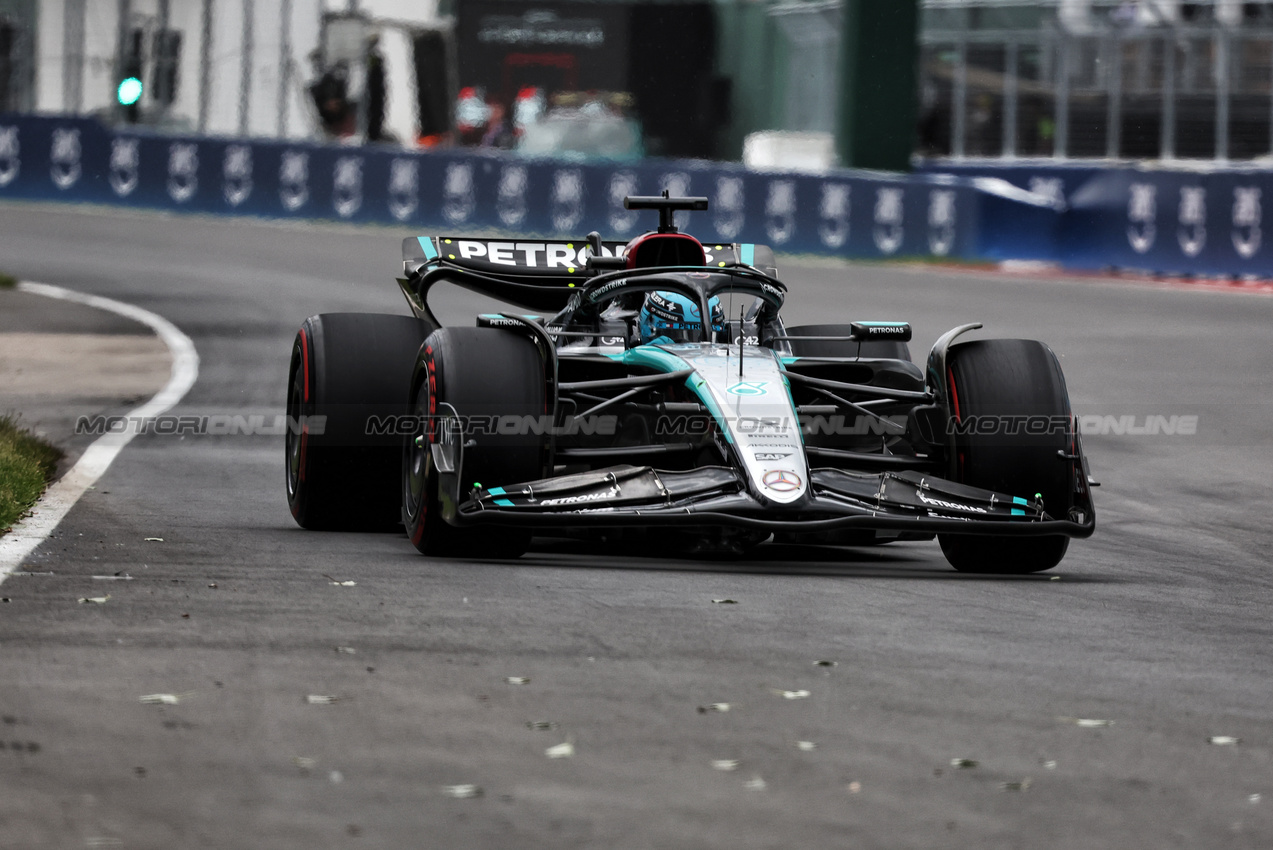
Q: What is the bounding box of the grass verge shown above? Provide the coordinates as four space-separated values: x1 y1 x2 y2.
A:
0 415 64 533
0 272 17 289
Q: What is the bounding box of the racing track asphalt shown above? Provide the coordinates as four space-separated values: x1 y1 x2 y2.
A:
0 202 1271 849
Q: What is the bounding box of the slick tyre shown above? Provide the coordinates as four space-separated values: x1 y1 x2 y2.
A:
938 339 1075 574
286 313 432 531
402 328 547 558
783 323 912 361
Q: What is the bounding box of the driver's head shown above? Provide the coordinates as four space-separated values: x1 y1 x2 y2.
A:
638 290 725 344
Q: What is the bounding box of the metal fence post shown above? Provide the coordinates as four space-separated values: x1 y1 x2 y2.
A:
1162 29 1176 159
1003 39 1018 158
953 39 967 158
239 0 254 136
1215 26 1230 161
278 0 292 138
1055 29 1069 159
199 0 212 133
1107 30 1122 159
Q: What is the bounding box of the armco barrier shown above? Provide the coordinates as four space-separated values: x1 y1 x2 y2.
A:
0 114 1058 263
918 160 1273 278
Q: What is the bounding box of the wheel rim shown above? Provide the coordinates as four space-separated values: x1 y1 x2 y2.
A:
403 382 430 520
285 350 303 499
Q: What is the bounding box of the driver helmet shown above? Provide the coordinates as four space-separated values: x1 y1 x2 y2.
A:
638 290 725 344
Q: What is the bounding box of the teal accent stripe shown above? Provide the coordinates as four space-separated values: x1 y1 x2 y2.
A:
487 487 506 496
740 243 755 266
417 236 438 261
1011 508 1025 516
1012 496 1028 506
494 499 515 507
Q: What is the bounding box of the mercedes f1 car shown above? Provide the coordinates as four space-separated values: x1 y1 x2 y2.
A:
286 194 1095 572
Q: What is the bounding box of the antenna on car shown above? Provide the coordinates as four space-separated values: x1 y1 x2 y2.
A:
624 191 710 233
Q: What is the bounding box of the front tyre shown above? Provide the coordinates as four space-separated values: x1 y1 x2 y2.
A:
402 327 547 558
286 313 431 531
938 339 1075 574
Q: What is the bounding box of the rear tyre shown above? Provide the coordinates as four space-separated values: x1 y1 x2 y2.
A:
286 313 431 531
938 339 1075 574
402 327 547 558
783 323 911 361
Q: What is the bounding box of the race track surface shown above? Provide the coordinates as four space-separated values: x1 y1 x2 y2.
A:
1 203 1271 849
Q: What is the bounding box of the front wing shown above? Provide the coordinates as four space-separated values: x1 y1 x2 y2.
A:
448 464 1096 538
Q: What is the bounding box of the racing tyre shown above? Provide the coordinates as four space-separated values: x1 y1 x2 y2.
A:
286 313 432 531
938 339 1074 574
784 323 912 361
402 328 547 558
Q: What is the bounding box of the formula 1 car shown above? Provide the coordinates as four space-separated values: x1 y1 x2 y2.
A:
285 194 1095 572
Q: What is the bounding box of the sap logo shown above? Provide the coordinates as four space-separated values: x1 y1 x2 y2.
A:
754 451 791 461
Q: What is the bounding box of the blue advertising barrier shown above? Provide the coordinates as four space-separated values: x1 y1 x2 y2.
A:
0 114 1059 265
918 159 1273 277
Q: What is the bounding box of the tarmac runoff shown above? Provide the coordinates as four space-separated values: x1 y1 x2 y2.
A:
0 282 198 582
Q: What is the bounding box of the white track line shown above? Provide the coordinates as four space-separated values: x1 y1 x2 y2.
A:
0 281 199 582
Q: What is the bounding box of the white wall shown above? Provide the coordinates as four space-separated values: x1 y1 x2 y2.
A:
30 0 444 141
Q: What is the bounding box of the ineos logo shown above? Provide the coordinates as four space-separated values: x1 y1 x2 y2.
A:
762 469 802 492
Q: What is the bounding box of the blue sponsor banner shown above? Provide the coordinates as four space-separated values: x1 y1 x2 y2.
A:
0 114 1059 265
919 158 1273 277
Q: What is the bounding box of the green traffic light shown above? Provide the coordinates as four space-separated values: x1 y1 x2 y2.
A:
117 76 143 106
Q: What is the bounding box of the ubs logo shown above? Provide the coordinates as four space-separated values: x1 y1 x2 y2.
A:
223 144 252 207
714 175 744 240
497 164 527 227
551 169 584 232
443 162 475 224
388 158 419 221
765 180 795 244
0 125 17 187
1127 183 1156 254
1177 186 1206 257
873 187 904 254
762 469 802 492
333 156 363 218
50 128 82 190
819 183 850 249
928 189 956 256
609 171 639 234
109 137 139 197
167 142 198 202
661 172 692 228
1232 187 1261 259
279 151 309 211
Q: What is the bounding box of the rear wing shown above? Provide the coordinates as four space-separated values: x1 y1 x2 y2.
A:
402 237 778 279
